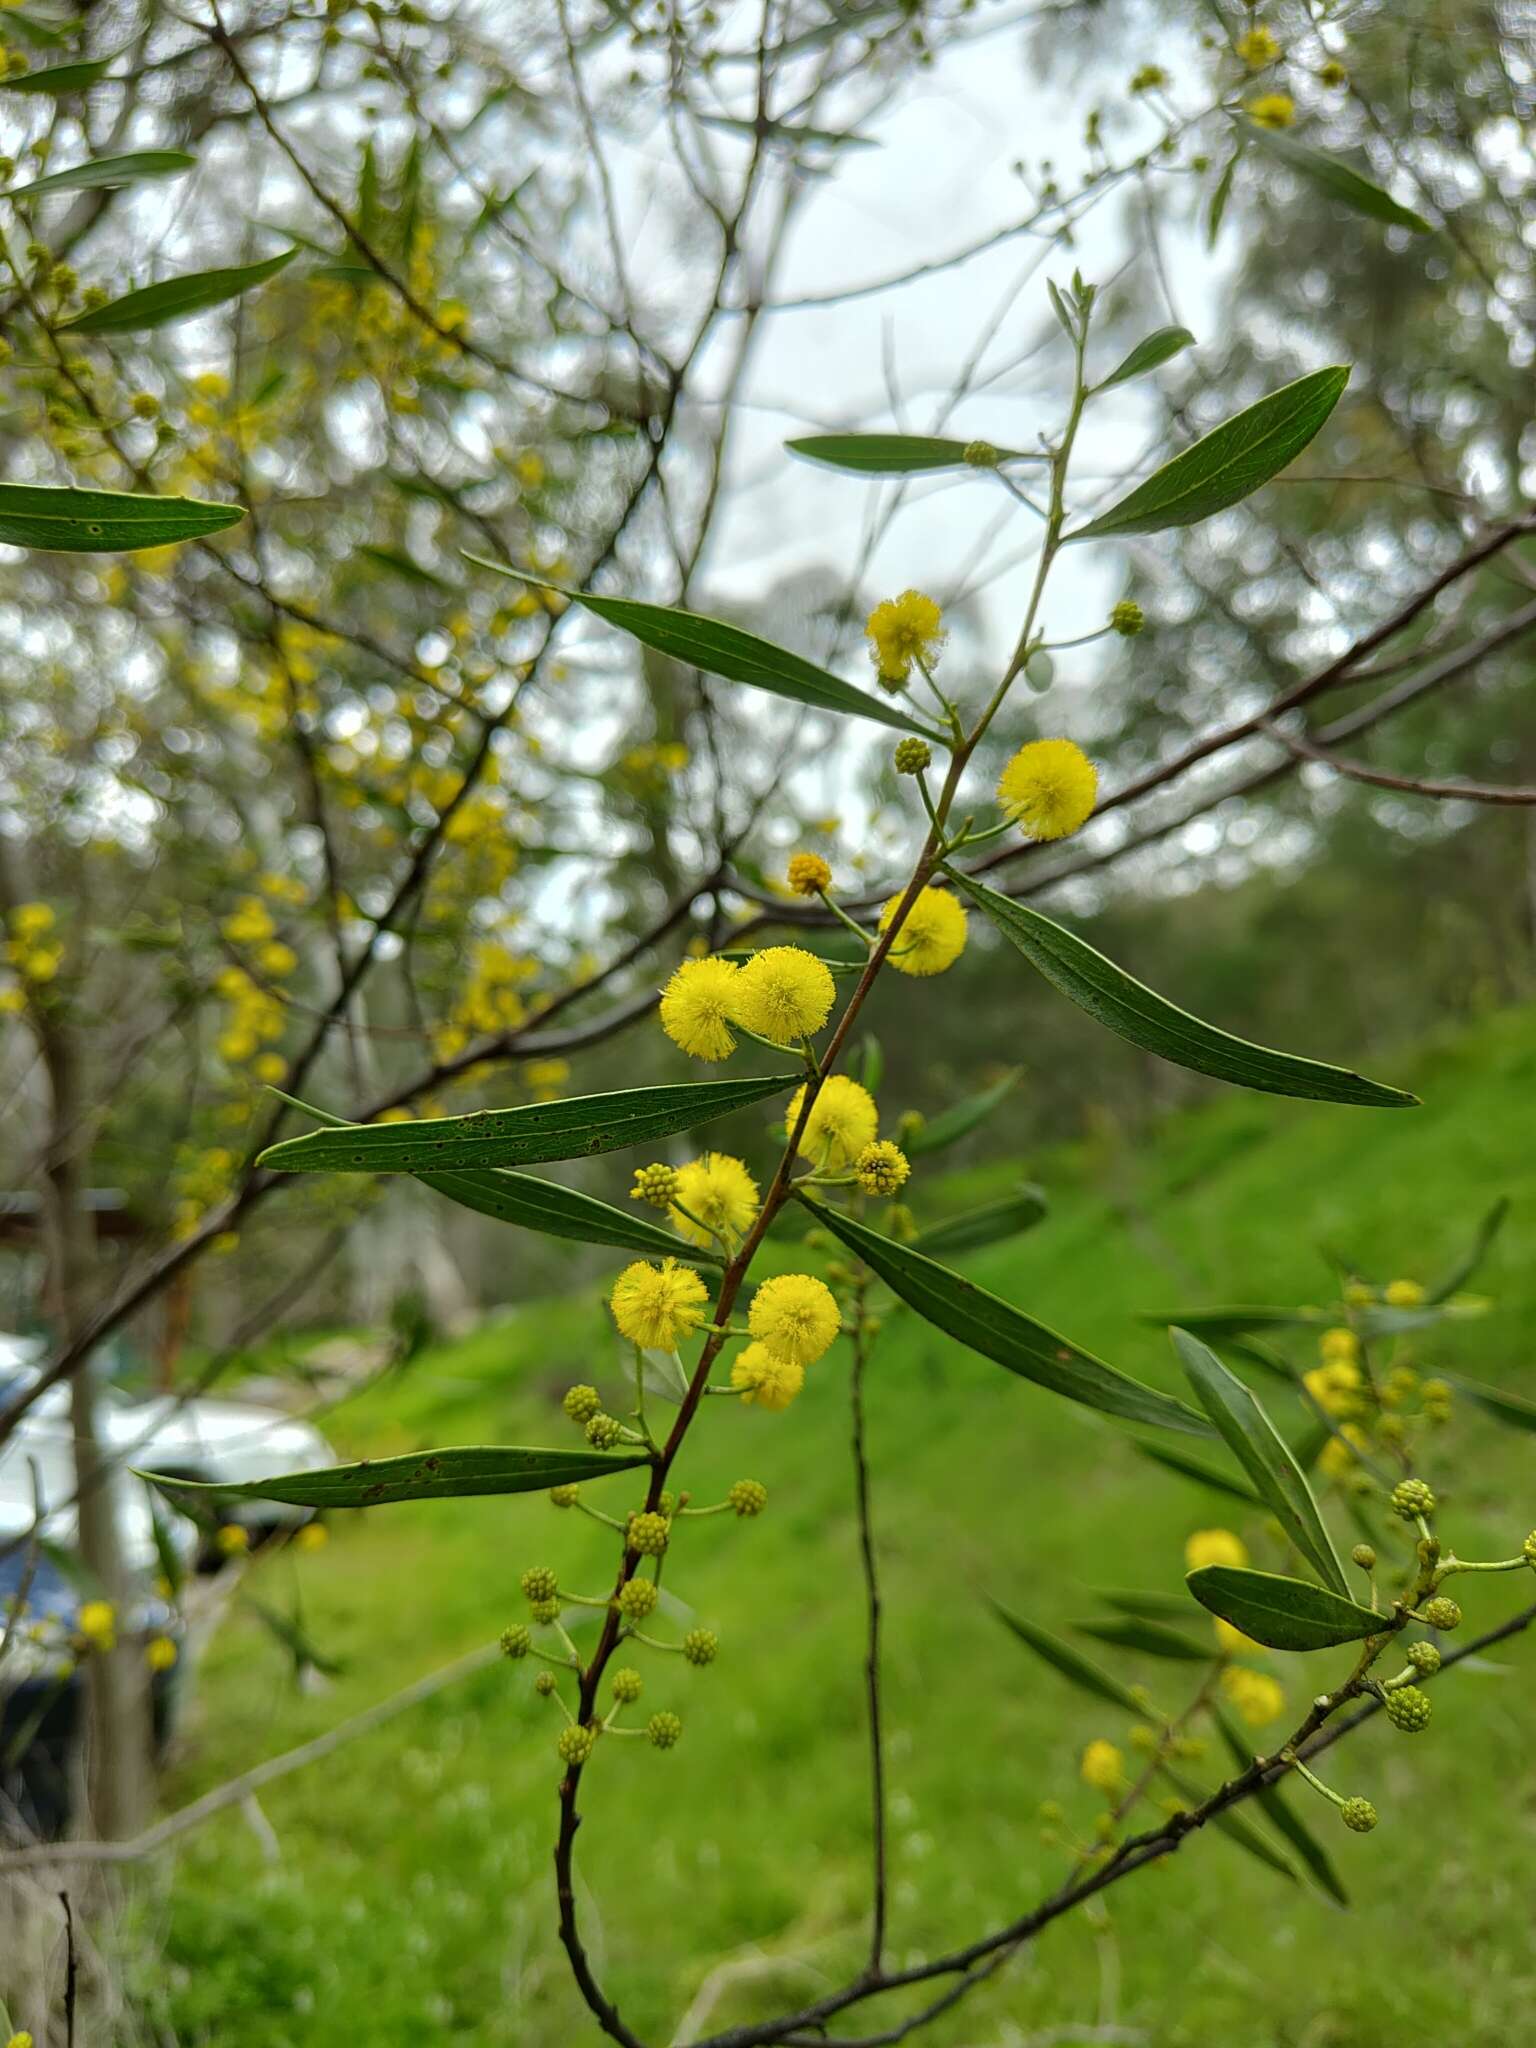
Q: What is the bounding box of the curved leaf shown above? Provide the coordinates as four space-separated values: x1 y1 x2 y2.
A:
1075 1614 1211 1662
1175 1329 1347 1592
462 554 942 739
784 434 1033 474
259 1071 797 1175
142 1444 651 1512
904 1069 1022 1156
0 51 115 92
800 1195 1211 1437
3 150 195 200
954 875 1415 1109
62 246 298 333
1212 1703 1349 1907
1157 1761 1297 1884
1093 325 1195 394
1427 1197 1509 1303
1236 118 1432 234
1186 1563 1386 1653
1132 1438 1264 1508
1093 1585 1202 1621
989 1600 1144 1714
0 483 244 552
1142 1306 1326 1339
1066 365 1349 542
1443 1371 1536 1433
915 1185 1047 1257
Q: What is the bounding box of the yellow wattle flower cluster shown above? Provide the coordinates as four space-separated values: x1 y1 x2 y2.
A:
878 884 967 976
864 588 946 690
1184 1527 1248 1572
732 1272 842 1410
4 900 62 988
997 738 1098 843
786 1075 878 1171
609 1258 711 1352
1220 1665 1285 1727
668 1152 760 1249
1080 1737 1124 1795
658 945 835 1062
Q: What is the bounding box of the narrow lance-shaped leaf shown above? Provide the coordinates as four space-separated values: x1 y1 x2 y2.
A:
1175 1328 1348 1593
1094 1585 1206 1622
1132 1438 1265 1508
258 1071 798 1175
62 246 298 334
800 1194 1212 1437
904 1069 1022 1156
1066 365 1349 543
1074 1614 1212 1662
2 150 196 200
1441 1371 1536 1434
1211 1703 1349 1908
953 874 1416 1110
0 483 244 552
1236 118 1433 234
1092 325 1195 394
989 1601 1145 1715
462 554 943 741
1141 1306 1328 1339
1156 1761 1297 1885
784 434 1036 475
142 1444 652 1513
1427 1196 1509 1303
1187 1563 1387 1653
915 1185 1047 1257
0 50 116 92
261 1087 723 1266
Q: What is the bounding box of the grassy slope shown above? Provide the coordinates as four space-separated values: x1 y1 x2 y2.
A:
132 1007 1536 2047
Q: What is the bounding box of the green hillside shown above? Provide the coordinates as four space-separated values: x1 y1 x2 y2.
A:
132 1006 1536 2048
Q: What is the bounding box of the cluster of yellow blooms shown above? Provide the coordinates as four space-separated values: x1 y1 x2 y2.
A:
659 944 836 1062
607 1257 840 1414
2 901 62 1001
214 964 287 1074
865 589 946 690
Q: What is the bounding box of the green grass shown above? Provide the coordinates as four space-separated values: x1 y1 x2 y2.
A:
128 1006 1536 2047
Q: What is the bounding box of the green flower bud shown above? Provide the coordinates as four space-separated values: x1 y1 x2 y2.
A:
893 737 932 777
727 1478 767 1518
1340 1796 1378 1833
647 1711 682 1750
611 1667 643 1704
1523 1531 1536 1568
500 1624 532 1660
1406 1641 1441 1677
558 1722 597 1765
530 1597 561 1625
1382 1684 1432 1734
1390 1478 1436 1520
657 1491 678 1518
533 1670 557 1697
963 439 1000 468
1420 1596 1461 1631
617 1577 659 1621
1350 1543 1376 1570
630 1162 679 1208
521 1566 559 1604
1109 599 1145 636
549 1484 580 1509
586 1412 623 1450
629 1511 670 1556
682 1628 718 1667
563 1384 601 1424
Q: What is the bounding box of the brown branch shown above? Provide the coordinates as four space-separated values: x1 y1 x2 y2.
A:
1256 716 1536 806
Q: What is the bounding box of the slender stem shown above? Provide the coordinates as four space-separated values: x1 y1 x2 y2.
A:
847 1284 888 1973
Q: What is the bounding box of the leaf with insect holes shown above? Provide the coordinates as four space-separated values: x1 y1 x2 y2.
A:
1186 1564 1388 1652
142 1445 652 1513
800 1195 1211 1437
953 875 1415 1109
257 1072 798 1175
1066 366 1349 542
0 483 244 552
1175 1328 1348 1593
462 555 943 740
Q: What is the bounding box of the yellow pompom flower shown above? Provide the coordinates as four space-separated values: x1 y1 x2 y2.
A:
878 885 967 977
610 1258 711 1350
855 1140 910 1196
8 2032 35 2048
669 1153 760 1248
10 901 54 942
1319 1326 1360 1362
76 1600 116 1649
295 1520 329 1552
659 955 741 1063
1213 1616 1264 1658
1184 1527 1248 1572
1234 25 1281 67
786 1075 879 1171
1304 1359 1364 1418
998 738 1098 842
145 1635 179 1673
1384 1277 1425 1308
730 1342 806 1411
1245 91 1295 128
1080 1738 1124 1795
1221 1666 1285 1727
1319 1423 1368 1479
748 1272 841 1368
217 1523 250 1557
865 589 946 690
786 851 832 897
730 946 836 1044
